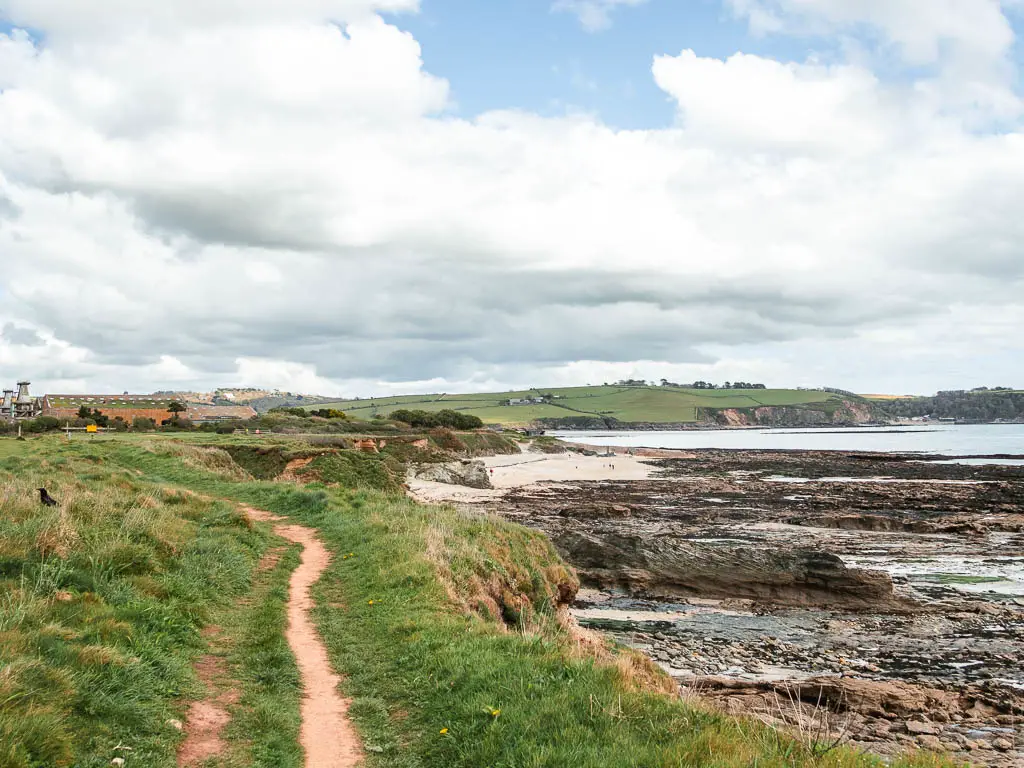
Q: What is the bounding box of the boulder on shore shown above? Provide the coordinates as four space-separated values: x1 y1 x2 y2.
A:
411 460 493 490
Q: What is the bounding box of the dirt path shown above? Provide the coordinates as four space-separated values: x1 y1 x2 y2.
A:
178 638 239 766
243 507 363 768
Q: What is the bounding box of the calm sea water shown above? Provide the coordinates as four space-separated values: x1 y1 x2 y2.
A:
551 424 1024 456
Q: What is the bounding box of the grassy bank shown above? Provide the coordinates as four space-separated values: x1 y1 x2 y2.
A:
0 441 268 766
2 435 954 767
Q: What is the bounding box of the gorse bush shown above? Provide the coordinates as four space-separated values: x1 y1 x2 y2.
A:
307 408 348 420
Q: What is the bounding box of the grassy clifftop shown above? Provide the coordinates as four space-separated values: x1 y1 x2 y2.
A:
0 435 949 767
306 385 857 426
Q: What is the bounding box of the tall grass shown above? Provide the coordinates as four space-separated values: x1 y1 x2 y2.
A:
0 443 265 767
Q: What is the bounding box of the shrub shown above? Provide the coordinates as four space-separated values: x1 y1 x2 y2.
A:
390 408 484 430
161 418 194 431
76 407 109 427
23 416 62 433
132 417 156 431
267 407 310 418
308 408 348 420
437 409 484 429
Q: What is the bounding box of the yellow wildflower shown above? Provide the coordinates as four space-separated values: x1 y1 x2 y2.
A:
440 728 448 735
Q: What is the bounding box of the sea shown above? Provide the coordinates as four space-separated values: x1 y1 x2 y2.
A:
551 423 1024 457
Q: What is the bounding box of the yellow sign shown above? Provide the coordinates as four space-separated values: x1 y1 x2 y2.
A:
86 424 98 433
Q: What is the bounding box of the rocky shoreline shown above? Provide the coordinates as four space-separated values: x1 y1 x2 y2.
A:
419 447 1024 765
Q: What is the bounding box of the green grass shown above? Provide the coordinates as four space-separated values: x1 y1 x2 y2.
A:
299 452 404 492
0 440 268 767
220 544 304 767
309 386 850 426
1 435 955 768
448 404 591 424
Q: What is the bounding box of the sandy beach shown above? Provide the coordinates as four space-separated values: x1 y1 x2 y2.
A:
484 452 654 487
407 450 657 504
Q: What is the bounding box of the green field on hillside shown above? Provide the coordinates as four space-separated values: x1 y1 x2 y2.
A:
308 386 847 425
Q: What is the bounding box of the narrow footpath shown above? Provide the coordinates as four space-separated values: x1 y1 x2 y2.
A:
243 507 363 768
179 507 362 767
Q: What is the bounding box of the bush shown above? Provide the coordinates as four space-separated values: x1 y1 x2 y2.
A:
76 407 109 427
27 416 62 432
161 418 194 431
132 417 156 431
267 407 310 418
111 417 129 432
390 408 484 430
308 408 348 420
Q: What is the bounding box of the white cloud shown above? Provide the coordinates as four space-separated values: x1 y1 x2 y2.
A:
653 51 895 153
727 0 1015 64
0 4 1022 396
726 0 1020 119
0 0 420 38
552 0 648 32
233 358 350 396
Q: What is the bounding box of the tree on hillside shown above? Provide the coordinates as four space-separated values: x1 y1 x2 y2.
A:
76 406 109 427
390 409 484 430
881 390 1024 422
168 401 187 419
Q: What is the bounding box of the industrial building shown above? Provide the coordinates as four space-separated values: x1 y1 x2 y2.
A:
0 382 43 421
41 394 180 424
1 384 257 425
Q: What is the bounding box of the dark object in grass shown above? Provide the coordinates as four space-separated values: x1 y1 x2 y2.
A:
38 487 58 507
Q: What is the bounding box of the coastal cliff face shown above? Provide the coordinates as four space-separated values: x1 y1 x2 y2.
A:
537 398 881 430
708 399 878 427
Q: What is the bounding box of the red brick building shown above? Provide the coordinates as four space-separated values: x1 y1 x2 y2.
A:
42 394 178 424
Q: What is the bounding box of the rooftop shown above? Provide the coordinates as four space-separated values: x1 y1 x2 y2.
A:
44 395 178 409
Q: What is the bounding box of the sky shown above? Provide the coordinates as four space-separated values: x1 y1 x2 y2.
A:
1 1 1023 398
